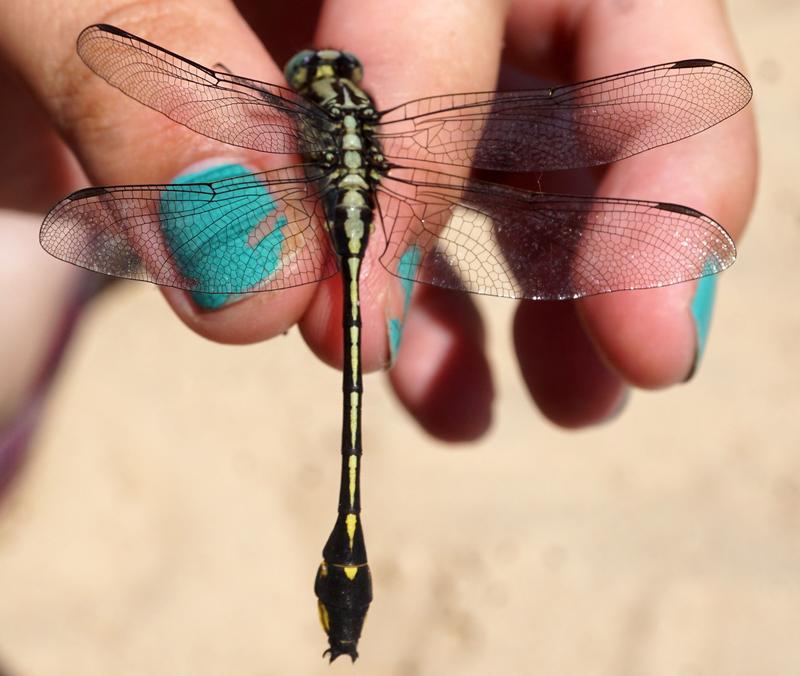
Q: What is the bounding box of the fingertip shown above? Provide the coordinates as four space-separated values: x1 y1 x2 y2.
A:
392 353 494 442
298 275 343 369
162 284 314 345
577 286 697 389
514 300 629 428
388 288 493 443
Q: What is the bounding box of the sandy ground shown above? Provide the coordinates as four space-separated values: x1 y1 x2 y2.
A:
1 2 798 675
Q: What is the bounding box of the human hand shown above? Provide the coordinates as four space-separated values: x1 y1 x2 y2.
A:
317 0 756 432
0 0 756 438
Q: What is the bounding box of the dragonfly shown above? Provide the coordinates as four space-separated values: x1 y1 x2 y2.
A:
40 23 751 662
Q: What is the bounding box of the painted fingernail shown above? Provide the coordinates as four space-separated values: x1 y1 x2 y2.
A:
687 272 718 380
386 245 422 367
159 163 287 310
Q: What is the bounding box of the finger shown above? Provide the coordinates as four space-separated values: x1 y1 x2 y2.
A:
0 1 315 343
0 56 86 212
236 1 323 68
513 301 627 427
302 0 509 382
506 0 756 388
387 285 493 442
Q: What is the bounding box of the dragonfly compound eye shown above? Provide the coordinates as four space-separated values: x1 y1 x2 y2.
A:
284 49 316 90
336 52 363 83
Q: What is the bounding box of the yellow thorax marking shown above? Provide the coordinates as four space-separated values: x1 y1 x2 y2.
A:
343 566 359 581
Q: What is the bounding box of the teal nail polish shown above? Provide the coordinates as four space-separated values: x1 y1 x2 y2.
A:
159 163 286 309
387 245 421 365
689 269 718 377
387 318 403 363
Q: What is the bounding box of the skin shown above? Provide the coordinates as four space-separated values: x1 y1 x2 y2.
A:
0 0 757 438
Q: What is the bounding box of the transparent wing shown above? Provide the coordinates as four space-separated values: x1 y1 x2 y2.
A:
378 168 735 300
376 60 752 171
40 166 337 296
77 24 334 155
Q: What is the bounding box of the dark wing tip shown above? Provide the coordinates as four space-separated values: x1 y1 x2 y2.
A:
77 23 122 45
654 201 703 217
41 187 108 238
655 202 738 263
77 22 218 79
671 58 717 69
92 24 129 37
41 186 109 247
670 58 753 105
69 186 110 200
77 24 119 58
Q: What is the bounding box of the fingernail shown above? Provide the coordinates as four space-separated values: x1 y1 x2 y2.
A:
159 163 286 310
686 271 718 380
386 245 422 367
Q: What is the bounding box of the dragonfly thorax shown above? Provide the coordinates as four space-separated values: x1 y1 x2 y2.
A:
284 51 383 260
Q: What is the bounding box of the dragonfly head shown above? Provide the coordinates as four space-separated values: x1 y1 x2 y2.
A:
285 49 364 91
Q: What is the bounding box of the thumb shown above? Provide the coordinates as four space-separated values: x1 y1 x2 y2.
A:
0 2 316 342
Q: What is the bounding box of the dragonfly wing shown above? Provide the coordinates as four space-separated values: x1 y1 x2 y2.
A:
377 168 735 301
375 60 752 171
77 24 334 154
40 166 337 296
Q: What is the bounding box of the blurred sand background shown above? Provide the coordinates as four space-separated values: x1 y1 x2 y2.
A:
1 1 798 674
